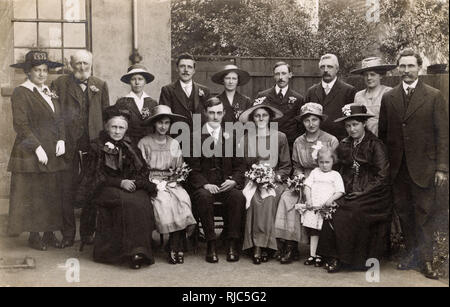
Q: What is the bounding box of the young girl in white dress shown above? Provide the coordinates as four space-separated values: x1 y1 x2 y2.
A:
301 147 345 267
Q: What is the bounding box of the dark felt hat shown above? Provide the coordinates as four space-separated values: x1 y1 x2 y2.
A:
10 50 63 70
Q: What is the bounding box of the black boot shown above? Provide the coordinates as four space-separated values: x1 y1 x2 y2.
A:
226 239 239 262
205 240 218 263
280 241 294 264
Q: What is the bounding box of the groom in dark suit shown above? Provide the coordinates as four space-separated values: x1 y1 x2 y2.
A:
51 50 109 248
379 48 448 280
305 54 356 141
187 97 246 263
255 62 304 149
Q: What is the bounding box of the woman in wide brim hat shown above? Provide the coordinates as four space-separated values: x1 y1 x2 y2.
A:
334 103 375 123
351 57 395 136
212 64 253 123
115 64 158 144
137 104 195 265
275 102 339 265
7 50 66 251
237 100 292 264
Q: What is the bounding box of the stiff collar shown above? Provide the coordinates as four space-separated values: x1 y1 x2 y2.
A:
322 77 337 90
206 122 221 137
179 79 193 88
275 85 288 96
402 79 419 94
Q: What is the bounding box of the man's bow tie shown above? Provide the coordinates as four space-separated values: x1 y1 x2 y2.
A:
76 79 88 85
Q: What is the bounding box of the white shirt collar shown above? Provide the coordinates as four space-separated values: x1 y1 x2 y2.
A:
20 79 50 93
275 85 288 96
322 77 337 90
206 122 221 137
125 91 150 100
403 79 419 93
180 80 193 88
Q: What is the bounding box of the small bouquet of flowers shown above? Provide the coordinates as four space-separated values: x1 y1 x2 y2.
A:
168 162 192 184
244 163 277 190
286 174 305 194
317 202 339 220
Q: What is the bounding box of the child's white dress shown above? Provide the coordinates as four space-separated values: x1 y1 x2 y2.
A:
301 168 345 230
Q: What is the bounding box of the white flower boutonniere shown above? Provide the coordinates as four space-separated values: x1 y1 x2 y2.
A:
90 85 100 93
105 142 116 150
43 88 58 99
198 88 205 97
311 141 324 161
288 96 297 104
141 107 150 120
254 97 266 106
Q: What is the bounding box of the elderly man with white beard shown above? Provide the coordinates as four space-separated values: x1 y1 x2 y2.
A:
52 50 110 248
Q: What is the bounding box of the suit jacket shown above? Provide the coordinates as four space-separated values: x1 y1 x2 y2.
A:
8 86 66 173
115 96 158 144
379 80 449 188
216 91 252 124
305 79 357 141
159 80 210 126
186 127 245 191
51 74 109 160
256 86 305 146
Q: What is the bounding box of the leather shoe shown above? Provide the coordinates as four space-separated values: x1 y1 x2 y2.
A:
280 245 294 264
261 250 269 263
42 232 62 248
226 241 239 262
326 258 341 273
130 254 144 269
81 235 95 245
397 253 418 270
60 238 74 249
177 252 184 264
273 250 282 261
252 255 262 265
422 262 439 280
168 251 178 265
304 256 315 265
314 257 324 267
205 240 218 263
28 233 47 251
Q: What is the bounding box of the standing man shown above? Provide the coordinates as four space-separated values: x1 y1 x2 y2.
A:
305 54 356 141
52 50 109 248
159 53 210 128
187 97 246 263
254 62 304 149
379 48 448 280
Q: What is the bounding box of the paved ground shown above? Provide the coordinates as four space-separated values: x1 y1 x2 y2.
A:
0 231 447 287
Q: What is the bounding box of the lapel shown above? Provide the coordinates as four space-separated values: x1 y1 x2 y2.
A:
126 97 142 118
87 77 95 105
174 81 190 112
404 80 428 121
314 82 325 104
269 87 280 104
390 84 406 118
193 82 200 112
32 88 56 118
67 75 83 104
323 79 340 107
219 91 233 118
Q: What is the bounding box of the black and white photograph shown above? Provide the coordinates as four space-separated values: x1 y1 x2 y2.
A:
0 0 448 290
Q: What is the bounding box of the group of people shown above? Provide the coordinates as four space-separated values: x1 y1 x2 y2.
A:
7 48 447 280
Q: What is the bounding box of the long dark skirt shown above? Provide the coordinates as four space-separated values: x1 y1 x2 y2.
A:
92 187 155 264
317 185 392 267
8 172 63 235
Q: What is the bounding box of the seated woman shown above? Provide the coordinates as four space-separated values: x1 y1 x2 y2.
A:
274 102 339 264
138 105 196 265
115 64 158 144
317 104 392 273
238 101 292 264
76 106 157 269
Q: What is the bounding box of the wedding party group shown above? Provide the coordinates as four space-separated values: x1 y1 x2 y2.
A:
6 47 448 280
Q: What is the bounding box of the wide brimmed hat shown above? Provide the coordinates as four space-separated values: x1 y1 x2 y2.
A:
295 102 328 122
103 106 132 123
211 64 251 86
350 57 396 74
143 105 186 126
334 104 375 122
238 99 283 123
120 64 155 84
10 50 63 70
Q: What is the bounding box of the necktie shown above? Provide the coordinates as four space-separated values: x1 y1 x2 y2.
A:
278 90 284 101
324 84 331 95
407 87 414 97
77 79 88 91
184 85 192 97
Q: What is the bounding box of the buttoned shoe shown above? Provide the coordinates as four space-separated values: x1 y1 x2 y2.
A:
422 262 439 280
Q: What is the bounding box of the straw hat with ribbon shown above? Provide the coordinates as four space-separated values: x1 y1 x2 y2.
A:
211 64 251 86
120 64 155 84
295 102 328 122
238 98 283 123
350 57 396 75
10 50 63 71
143 105 186 126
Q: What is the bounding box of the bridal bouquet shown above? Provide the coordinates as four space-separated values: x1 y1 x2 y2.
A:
244 163 277 190
169 162 192 183
286 174 305 194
